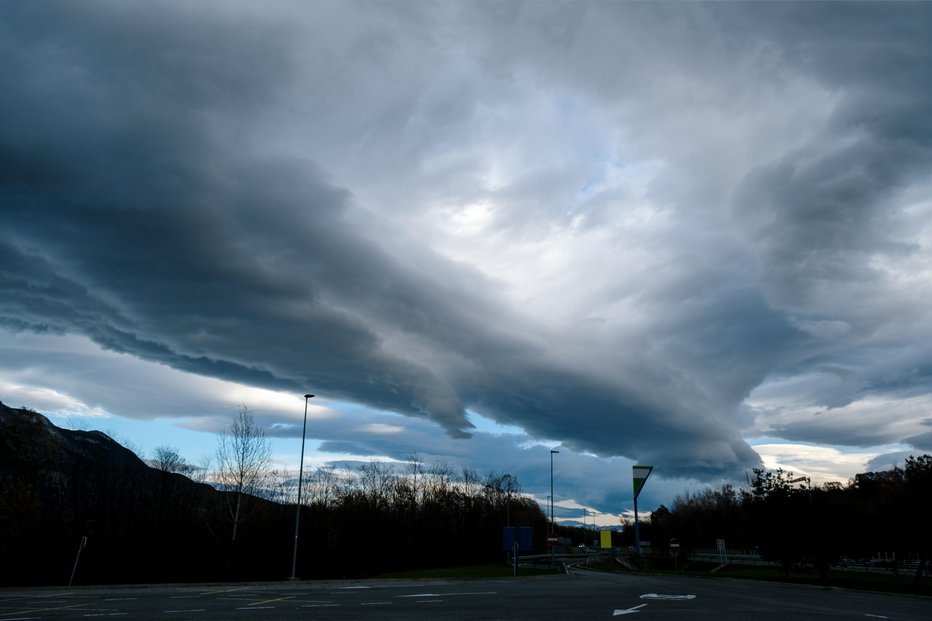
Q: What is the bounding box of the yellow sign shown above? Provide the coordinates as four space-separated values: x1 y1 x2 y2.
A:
600 530 612 549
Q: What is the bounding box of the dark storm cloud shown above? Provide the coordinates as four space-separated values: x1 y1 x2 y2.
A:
0 1 474 435
727 3 932 312
906 422 932 452
4 1 932 486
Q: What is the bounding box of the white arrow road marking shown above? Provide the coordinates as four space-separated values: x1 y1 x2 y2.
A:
613 603 647 616
640 593 696 600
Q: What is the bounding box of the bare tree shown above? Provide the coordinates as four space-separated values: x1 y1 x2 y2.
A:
215 407 272 546
485 471 521 525
190 454 212 484
359 461 395 506
153 445 196 475
427 460 455 500
311 464 339 508
461 465 480 497
405 452 425 505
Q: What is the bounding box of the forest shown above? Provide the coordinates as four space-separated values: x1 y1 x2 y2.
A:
637 455 932 587
1 401 930 587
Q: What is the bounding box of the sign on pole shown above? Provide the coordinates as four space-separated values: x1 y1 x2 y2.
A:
632 465 653 555
600 530 612 549
502 527 533 552
633 465 653 499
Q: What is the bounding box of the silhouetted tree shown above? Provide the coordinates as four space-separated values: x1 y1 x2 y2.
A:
214 406 272 573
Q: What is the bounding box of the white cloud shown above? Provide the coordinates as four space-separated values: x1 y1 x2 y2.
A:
751 443 893 486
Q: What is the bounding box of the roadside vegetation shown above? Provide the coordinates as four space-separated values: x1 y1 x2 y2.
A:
0 402 548 585
575 458 932 596
2 400 930 595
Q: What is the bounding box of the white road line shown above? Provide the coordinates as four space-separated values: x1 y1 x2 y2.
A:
82 614 127 618
200 587 247 595
237 606 275 610
361 602 392 606
639 593 696 601
164 609 206 614
301 604 339 608
865 616 888 619
395 591 495 598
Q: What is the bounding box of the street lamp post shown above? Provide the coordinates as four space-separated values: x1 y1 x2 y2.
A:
549 449 559 571
290 393 314 580
549 449 559 533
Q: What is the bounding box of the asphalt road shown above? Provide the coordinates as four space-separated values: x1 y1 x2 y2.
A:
2 568 930 620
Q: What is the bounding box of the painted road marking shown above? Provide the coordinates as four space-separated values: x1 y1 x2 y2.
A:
4 603 93 616
237 606 274 610
301 603 339 608
247 595 294 606
614 603 648 616
361 602 392 606
17 593 77 601
200 587 247 595
640 593 696 601
865 616 888 619
164 609 206 614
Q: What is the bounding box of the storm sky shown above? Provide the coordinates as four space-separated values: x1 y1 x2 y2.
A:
3 1 932 521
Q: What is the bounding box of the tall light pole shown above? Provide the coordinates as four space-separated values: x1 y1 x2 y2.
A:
290 393 314 580
549 449 559 533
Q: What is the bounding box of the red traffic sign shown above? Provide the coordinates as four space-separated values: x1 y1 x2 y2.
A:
547 535 559 546
669 538 681 549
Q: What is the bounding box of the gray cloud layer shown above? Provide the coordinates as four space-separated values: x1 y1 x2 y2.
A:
3 2 932 481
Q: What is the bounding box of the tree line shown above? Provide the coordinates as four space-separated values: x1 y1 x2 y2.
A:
6 401 929 587
640 455 932 587
0 404 548 585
